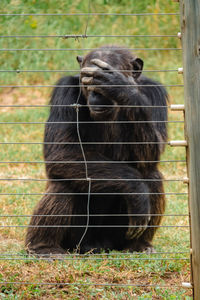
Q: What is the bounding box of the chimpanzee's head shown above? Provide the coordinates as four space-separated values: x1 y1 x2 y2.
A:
77 45 143 79
76 45 143 118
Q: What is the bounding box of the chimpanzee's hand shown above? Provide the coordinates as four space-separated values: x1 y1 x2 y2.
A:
125 213 151 240
81 59 136 102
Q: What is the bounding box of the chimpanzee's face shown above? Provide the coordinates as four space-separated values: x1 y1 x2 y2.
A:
76 48 143 118
79 56 118 117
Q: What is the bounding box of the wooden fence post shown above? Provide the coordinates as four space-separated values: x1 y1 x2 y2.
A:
179 0 200 298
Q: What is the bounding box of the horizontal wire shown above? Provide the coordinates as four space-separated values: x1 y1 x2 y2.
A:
0 121 184 124
0 68 179 72
0 49 182 52
0 178 187 182
0 34 178 39
0 214 189 217
0 257 189 261
0 104 171 108
0 251 189 256
0 142 170 145
0 225 189 228
0 282 186 288
0 192 188 195
0 13 180 16
0 84 184 88
0 160 186 164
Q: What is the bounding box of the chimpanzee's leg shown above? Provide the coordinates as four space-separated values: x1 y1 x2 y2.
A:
25 183 79 256
125 170 165 252
26 167 151 255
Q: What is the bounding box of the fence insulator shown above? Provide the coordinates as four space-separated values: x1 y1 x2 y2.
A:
177 32 182 39
169 140 188 147
182 282 193 289
183 177 189 184
170 104 185 111
178 67 184 74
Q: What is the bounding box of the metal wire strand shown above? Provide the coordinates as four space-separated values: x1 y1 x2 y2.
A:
77 179 90 248
0 160 186 164
0 192 188 196
0 121 184 124
0 104 171 108
0 142 174 145
84 0 91 36
73 55 91 248
0 48 182 53
0 178 187 182
0 214 189 217
0 34 178 39
0 68 181 72
0 225 189 228
0 84 184 87
0 13 180 16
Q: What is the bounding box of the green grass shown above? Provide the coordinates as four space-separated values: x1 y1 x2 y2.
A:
0 0 193 299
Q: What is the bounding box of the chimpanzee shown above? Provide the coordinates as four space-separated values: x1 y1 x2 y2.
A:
25 45 168 255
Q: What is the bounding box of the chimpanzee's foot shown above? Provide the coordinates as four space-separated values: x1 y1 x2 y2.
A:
78 239 115 254
27 245 67 259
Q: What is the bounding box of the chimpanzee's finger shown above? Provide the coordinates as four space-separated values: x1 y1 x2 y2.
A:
81 77 93 85
87 86 95 92
81 66 99 77
126 226 144 240
81 66 110 81
90 58 112 71
82 77 105 87
87 86 106 96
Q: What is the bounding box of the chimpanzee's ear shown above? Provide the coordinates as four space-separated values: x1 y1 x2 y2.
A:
76 56 84 67
131 58 144 79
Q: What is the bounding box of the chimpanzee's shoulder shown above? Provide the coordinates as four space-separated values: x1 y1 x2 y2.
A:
55 75 80 86
139 75 161 86
138 75 168 105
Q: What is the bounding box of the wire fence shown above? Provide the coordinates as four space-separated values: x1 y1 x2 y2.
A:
0 1 194 299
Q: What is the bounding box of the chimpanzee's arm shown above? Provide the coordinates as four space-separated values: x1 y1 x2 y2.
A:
80 59 168 162
81 58 168 124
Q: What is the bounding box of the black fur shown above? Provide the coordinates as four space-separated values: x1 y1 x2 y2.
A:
25 46 168 255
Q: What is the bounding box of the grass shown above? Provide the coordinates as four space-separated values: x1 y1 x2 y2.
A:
0 0 193 299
